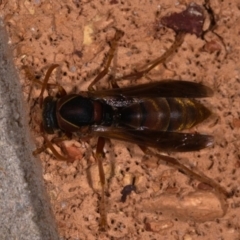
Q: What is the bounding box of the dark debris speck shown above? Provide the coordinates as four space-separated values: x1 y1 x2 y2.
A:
120 184 136 202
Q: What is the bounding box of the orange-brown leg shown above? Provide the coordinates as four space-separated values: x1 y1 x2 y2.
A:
118 32 186 81
95 137 108 231
139 146 229 198
88 29 124 91
38 64 67 107
23 64 67 106
33 135 75 162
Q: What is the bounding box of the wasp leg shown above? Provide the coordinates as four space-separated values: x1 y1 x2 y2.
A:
95 137 108 231
23 64 67 107
33 135 75 162
118 32 186 81
38 64 67 107
88 29 124 91
23 65 59 103
139 146 230 198
23 65 58 89
22 65 40 102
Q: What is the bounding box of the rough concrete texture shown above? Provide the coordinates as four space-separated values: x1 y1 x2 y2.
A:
0 20 59 240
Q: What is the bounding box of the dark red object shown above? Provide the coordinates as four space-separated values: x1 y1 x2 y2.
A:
161 3 205 37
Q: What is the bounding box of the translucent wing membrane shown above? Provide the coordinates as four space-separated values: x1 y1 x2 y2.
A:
92 127 213 152
89 80 213 99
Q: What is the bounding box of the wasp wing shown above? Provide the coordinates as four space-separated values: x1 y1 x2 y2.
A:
89 80 213 99
92 127 213 152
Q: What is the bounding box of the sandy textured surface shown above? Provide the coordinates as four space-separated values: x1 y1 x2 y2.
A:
1 0 240 239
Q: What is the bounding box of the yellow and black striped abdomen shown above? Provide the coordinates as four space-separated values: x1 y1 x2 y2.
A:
119 98 211 131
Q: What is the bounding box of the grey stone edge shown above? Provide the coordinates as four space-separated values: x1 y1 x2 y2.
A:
0 19 59 240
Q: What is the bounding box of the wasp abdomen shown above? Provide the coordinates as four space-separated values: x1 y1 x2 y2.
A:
119 98 211 131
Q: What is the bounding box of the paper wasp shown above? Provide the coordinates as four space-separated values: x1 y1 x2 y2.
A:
30 29 228 231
